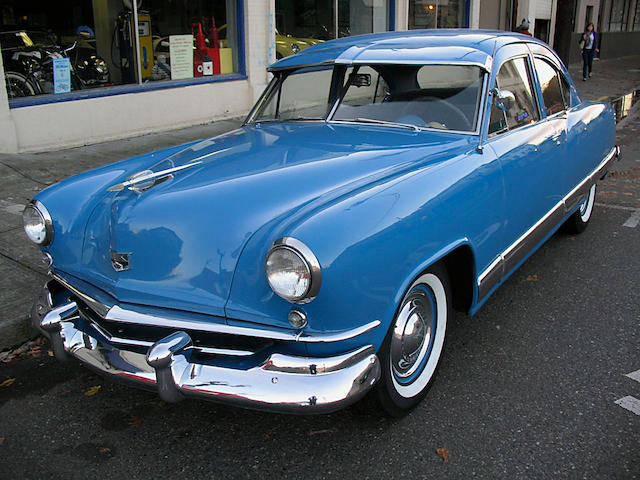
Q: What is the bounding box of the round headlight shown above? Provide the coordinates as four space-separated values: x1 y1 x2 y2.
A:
23 201 53 246
265 238 321 303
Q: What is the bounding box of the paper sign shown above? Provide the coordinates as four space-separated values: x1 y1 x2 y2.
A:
53 58 71 94
169 34 194 80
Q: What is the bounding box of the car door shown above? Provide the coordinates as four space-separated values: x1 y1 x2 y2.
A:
483 45 567 277
531 55 573 195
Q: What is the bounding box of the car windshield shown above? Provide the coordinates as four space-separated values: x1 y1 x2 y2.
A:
248 64 485 132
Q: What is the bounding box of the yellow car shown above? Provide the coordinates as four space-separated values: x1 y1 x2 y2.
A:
275 29 324 59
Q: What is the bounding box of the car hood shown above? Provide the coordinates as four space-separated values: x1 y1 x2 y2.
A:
54 123 471 319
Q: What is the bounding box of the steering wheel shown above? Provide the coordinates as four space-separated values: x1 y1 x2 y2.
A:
399 96 472 131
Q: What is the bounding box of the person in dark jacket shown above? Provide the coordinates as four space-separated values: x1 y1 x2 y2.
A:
515 18 533 36
580 23 599 81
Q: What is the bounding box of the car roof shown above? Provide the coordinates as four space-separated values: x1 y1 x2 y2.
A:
269 29 550 71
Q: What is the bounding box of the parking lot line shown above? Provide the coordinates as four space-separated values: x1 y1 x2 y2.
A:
626 369 640 383
622 211 640 228
615 396 640 416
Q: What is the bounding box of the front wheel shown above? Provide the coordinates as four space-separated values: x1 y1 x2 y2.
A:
4 71 38 99
563 183 596 234
368 262 451 417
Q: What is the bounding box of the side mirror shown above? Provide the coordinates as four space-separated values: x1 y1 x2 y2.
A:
491 88 516 111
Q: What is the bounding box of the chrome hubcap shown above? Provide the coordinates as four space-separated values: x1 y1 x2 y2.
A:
390 288 434 380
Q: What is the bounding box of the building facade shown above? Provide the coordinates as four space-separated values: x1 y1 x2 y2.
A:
0 0 634 153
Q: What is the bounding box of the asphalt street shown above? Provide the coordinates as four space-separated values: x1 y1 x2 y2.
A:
1 106 639 479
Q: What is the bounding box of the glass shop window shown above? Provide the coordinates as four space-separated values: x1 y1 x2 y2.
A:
533 58 568 116
409 0 466 29
274 0 389 59
489 57 539 133
0 0 240 103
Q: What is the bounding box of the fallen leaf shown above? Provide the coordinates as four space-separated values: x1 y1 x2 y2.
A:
48 350 54 357
0 378 16 387
128 415 143 427
526 274 538 282
99 447 111 454
0 437 5 445
84 385 101 396
436 447 450 463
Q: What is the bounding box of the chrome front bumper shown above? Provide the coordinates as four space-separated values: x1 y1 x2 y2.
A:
34 289 381 414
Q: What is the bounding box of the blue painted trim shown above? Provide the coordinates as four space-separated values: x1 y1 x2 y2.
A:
468 205 580 316
389 0 396 31
9 0 248 109
465 0 471 28
237 0 246 76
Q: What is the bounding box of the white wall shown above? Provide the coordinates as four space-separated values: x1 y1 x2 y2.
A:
0 0 274 153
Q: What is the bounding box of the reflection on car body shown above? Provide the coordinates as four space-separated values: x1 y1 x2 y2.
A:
26 30 618 416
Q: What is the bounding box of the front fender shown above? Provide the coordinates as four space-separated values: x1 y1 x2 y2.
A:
228 141 505 356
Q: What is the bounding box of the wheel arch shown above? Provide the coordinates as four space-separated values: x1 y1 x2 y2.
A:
390 238 477 319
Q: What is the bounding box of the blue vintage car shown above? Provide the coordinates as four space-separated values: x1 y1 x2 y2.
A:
25 30 618 416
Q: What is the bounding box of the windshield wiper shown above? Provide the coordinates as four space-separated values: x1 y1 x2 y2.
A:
344 117 421 132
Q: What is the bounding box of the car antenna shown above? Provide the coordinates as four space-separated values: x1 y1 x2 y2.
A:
477 40 497 154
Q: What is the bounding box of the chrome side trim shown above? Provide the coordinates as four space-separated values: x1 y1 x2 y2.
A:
477 146 618 299
52 273 111 318
106 305 381 344
49 275 380 343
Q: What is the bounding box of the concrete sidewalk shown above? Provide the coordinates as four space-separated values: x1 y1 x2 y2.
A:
1 56 639 350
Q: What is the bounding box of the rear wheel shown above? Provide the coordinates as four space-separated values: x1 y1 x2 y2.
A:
368 262 451 417
563 184 596 234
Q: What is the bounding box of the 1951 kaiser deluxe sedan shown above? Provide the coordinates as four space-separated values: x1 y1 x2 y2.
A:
25 30 618 416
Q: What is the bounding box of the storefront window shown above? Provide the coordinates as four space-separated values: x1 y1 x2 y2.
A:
275 0 389 58
608 0 629 31
632 1 640 31
0 0 241 102
409 0 466 29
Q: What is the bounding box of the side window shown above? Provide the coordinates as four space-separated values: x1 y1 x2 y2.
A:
534 58 568 116
488 57 540 135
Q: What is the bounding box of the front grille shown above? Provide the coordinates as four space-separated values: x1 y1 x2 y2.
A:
75 301 274 356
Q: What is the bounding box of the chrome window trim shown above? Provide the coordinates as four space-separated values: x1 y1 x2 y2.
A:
531 55 571 118
485 52 542 139
476 146 618 299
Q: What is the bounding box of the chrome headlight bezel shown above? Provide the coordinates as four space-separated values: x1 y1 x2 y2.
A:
265 237 321 304
23 200 54 246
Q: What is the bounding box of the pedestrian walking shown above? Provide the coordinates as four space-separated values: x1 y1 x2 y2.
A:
515 18 533 36
580 23 599 81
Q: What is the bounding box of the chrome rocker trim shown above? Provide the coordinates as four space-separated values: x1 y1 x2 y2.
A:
477 145 620 299
36 299 381 413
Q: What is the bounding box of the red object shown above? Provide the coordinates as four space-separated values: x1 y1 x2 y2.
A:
209 17 220 49
192 22 206 50
192 20 222 77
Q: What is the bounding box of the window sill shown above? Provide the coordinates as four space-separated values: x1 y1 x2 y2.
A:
9 73 248 109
